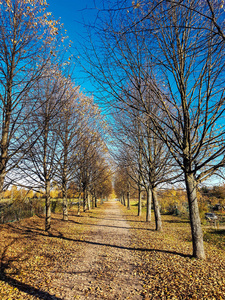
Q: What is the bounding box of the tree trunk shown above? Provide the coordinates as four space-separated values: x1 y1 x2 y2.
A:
92 194 95 209
101 192 103 204
83 188 87 212
127 190 130 210
146 186 151 222
87 192 90 210
0 126 10 195
138 186 142 216
95 195 98 207
78 192 81 215
45 179 51 231
185 173 205 259
127 181 130 210
152 187 162 231
0 75 13 195
122 192 126 206
0 173 6 198
62 182 68 221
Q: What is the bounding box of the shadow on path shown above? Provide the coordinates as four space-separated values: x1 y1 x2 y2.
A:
8 224 191 259
89 215 147 223
51 234 192 259
64 219 154 231
6 210 193 260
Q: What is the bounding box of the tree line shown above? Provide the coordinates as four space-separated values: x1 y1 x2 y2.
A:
0 0 112 230
77 0 225 259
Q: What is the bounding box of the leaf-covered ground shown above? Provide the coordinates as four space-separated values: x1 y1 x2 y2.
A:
0 201 224 299
124 207 225 300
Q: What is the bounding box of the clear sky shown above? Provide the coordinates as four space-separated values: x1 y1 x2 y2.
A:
47 0 99 40
46 0 101 94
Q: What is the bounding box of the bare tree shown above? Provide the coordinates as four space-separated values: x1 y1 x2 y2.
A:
114 165 129 206
18 69 69 231
140 0 225 258
0 0 61 194
55 84 85 220
112 102 178 231
168 0 225 42
73 98 109 212
77 0 225 258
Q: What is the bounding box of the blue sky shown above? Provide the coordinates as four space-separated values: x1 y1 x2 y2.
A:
47 0 102 95
47 0 99 39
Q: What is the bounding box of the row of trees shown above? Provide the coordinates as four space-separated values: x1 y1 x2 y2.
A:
112 105 176 231
78 0 225 259
0 0 112 230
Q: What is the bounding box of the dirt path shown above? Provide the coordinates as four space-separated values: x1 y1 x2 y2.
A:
53 201 143 299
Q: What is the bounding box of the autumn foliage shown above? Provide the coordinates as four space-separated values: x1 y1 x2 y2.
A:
0 201 224 299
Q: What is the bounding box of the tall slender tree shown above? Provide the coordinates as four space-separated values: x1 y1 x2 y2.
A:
55 84 84 220
18 69 69 231
0 0 61 193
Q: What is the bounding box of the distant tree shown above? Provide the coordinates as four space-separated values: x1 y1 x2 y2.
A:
114 166 128 206
112 102 178 230
91 157 113 206
74 100 109 212
55 84 84 220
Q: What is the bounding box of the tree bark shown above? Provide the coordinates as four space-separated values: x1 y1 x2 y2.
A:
127 190 130 209
62 127 69 220
92 194 95 209
83 188 87 212
62 182 68 221
146 186 151 222
87 192 90 210
45 179 51 231
0 48 14 194
101 192 103 205
0 104 11 193
122 192 126 206
138 185 142 216
78 192 81 215
0 166 6 195
152 187 162 231
185 173 205 259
